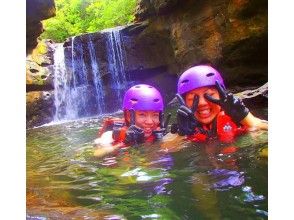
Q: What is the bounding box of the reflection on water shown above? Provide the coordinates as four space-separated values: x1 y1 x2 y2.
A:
27 110 268 219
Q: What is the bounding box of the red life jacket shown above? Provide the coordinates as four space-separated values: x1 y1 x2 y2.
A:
187 111 247 143
98 117 127 143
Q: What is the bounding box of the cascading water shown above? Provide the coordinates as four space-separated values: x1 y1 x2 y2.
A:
53 37 95 121
70 36 89 118
87 35 105 114
53 38 90 121
53 43 69 121
105 27 128 109
53 27 129 121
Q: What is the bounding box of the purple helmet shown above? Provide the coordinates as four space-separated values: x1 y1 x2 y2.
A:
123 84 164 111
177 65 225 95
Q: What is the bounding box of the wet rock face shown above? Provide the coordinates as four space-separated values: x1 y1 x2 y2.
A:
123 24 175 73
134 0 268 87
135 0 179 21
235 82 268 117
26 0 56 55
26 91 55 128
26 0 267 127
135 0 154 21
26 40 55 92
26 40 55 128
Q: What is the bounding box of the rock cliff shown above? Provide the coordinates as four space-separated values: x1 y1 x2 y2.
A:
26 0 56 55
26 0 268 127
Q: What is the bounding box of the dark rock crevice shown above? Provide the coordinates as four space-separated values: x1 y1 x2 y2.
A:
26 0 56 55
26 84 54 92
134 0 268 86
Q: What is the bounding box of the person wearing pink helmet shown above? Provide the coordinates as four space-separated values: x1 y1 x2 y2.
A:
171 64 267 142
94 84 170 157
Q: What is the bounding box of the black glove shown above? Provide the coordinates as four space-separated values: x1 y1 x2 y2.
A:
204 80 249 124
152 112 171 140
170 123 179 134
174 93 203 136
125 109 145 145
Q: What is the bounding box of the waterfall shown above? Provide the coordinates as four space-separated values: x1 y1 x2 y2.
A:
105 27 128 110
53 27 128 121
53 43 68 121
53 38 91 121
69 36 88 118
87 35 105 114
53 41 82 121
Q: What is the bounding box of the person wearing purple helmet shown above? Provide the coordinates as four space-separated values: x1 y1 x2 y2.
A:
172 64 267 142
94 84 170 157
122 84 171 143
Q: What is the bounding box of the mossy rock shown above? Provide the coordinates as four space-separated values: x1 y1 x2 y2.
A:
26 59 52 86
26 40 54 89
26 91 55 128
31 39 54 66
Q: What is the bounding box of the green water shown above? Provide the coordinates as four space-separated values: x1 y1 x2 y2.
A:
27 111 268 220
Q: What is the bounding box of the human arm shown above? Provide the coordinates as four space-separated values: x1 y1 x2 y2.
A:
93 131 122 158
240 112 268 130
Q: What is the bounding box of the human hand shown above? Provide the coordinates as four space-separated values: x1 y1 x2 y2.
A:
93 146 115 158
204 80 249 123
173 93 202 136
125 109 145 144
153 112 171 140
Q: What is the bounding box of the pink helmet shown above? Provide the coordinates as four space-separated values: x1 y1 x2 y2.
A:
177 65 225 95
123 84 164 111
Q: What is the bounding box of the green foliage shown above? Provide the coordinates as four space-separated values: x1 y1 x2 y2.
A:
41 0 137 42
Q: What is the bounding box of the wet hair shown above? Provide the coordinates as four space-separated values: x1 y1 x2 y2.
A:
124 110 131 127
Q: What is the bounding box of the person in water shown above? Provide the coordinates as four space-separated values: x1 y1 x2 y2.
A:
171 64 268 142
94 84 170 157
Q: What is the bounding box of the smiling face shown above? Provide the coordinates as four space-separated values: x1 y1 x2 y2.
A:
125 110 161 138
134 111 160 137
185 86 221 125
